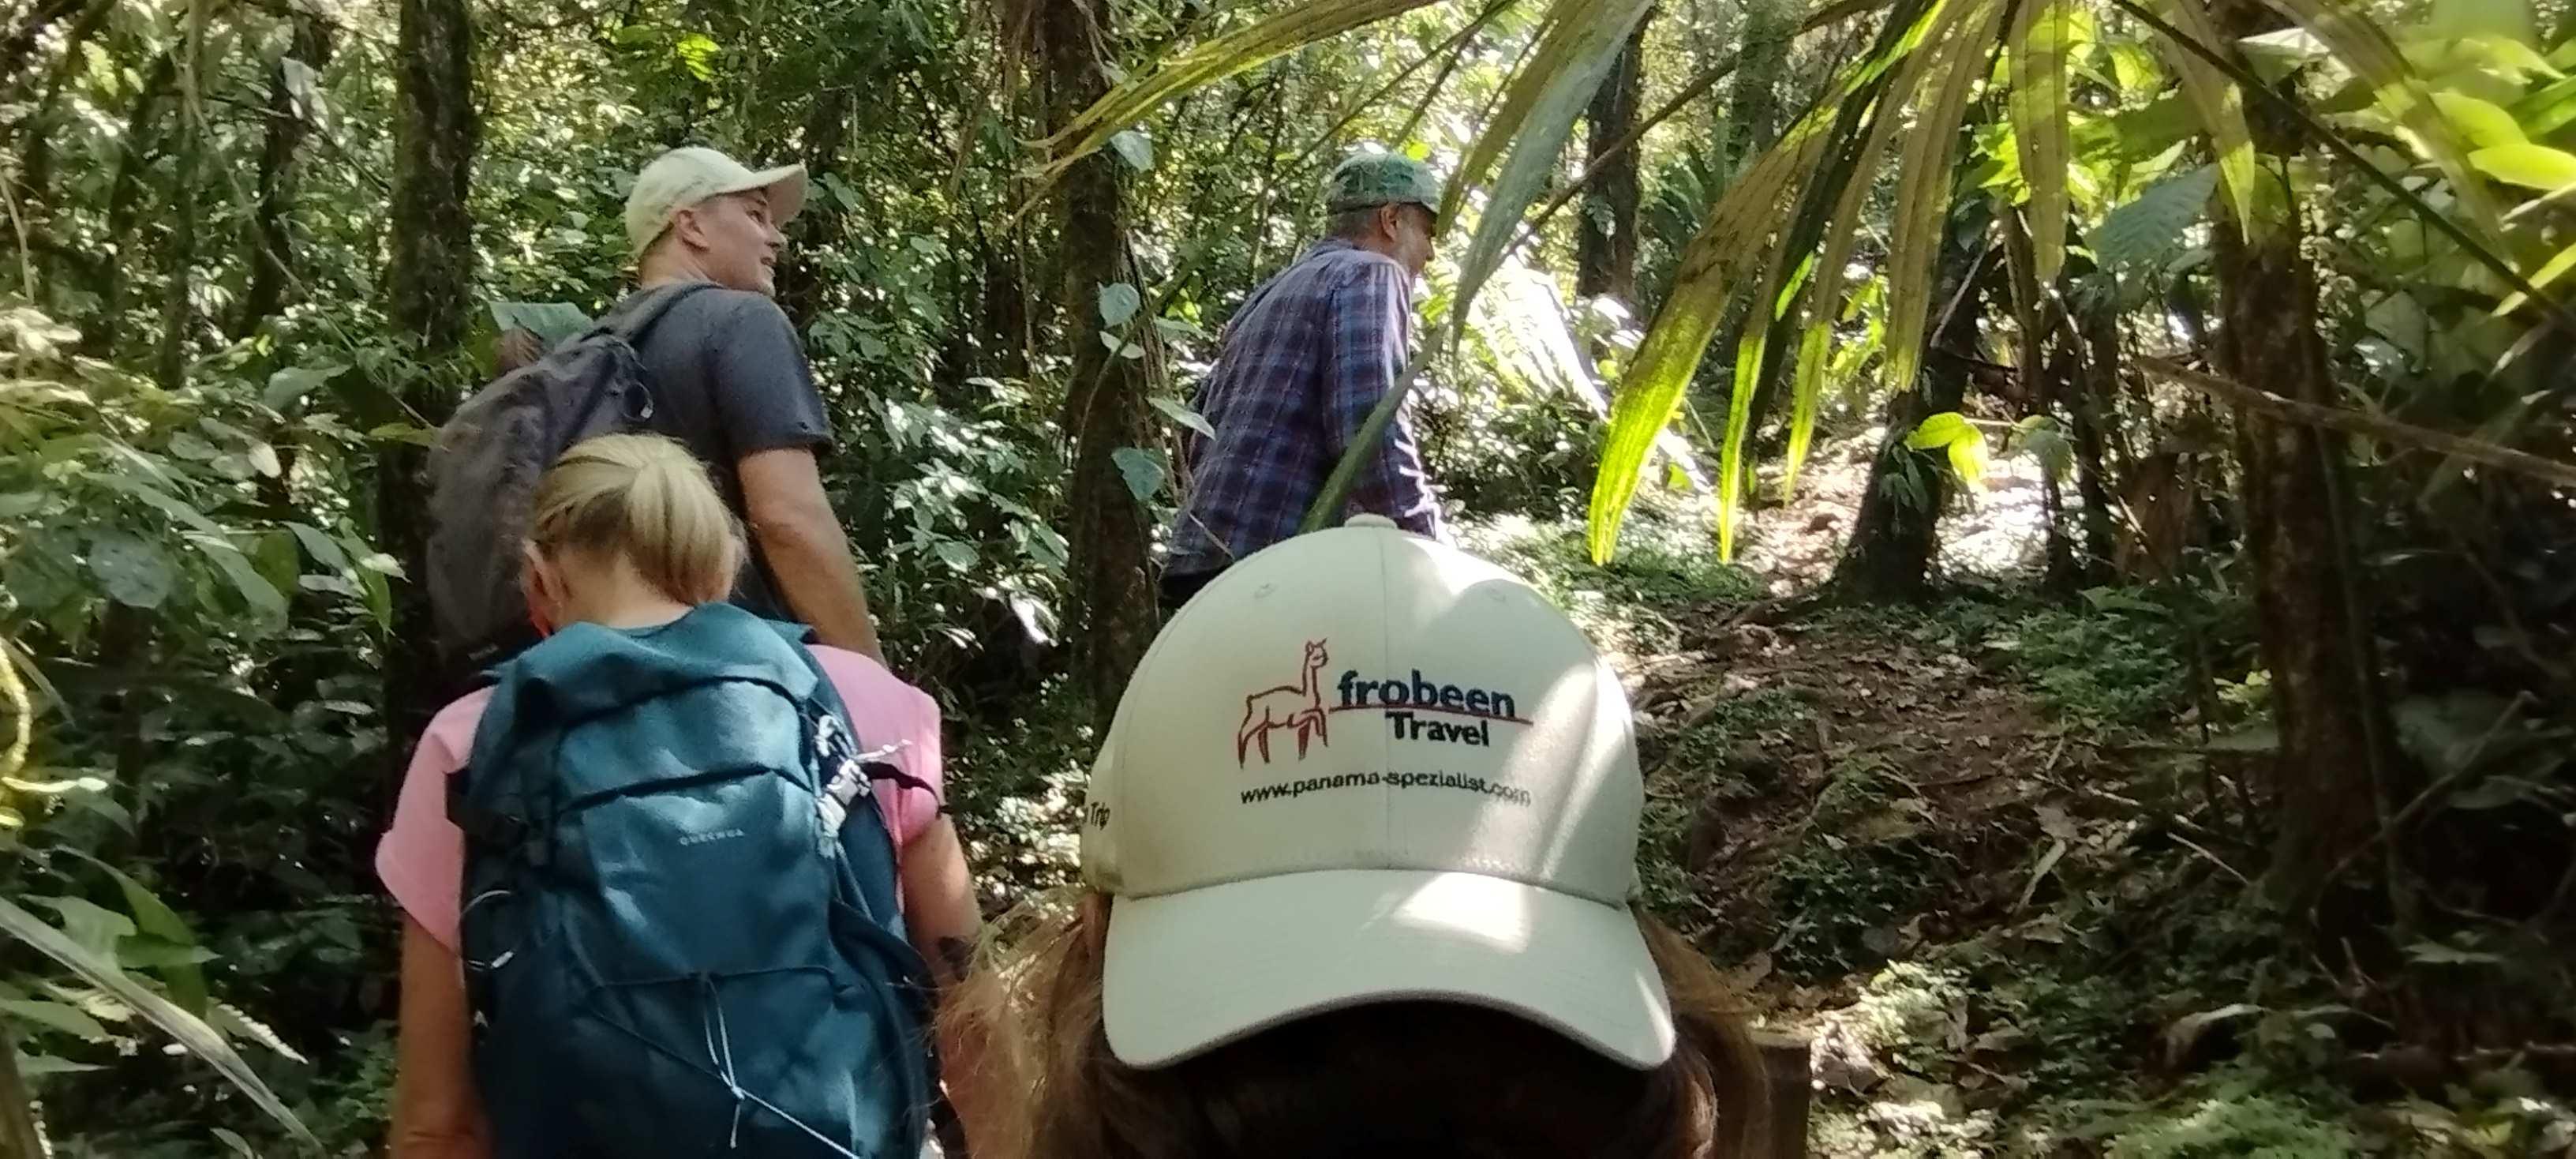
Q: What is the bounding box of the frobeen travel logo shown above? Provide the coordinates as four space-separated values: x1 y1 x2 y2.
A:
1237 640 1333 765
1234 639 1531 767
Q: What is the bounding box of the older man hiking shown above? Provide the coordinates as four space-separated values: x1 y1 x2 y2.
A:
613 145 886 659
1161 154 1451 610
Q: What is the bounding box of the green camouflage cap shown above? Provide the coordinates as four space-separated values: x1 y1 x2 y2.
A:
1324 153 1443 215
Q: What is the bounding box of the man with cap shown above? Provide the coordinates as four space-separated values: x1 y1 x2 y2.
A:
1161 152 1451 612
613 144 885 660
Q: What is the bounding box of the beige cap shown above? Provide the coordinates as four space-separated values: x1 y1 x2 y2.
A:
1082 519 1672 1070
623 146 808 259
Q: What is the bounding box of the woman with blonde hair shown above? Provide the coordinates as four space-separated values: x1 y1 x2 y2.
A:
378 433 991 1157
949 516 1770 1159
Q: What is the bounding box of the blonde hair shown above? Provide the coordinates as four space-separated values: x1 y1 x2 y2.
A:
942 893 1769 1159
526 433 741 605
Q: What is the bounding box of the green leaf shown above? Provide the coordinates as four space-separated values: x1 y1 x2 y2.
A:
186 536 288 625
1098 283 1143 328
1111 447 1167 504
260 363 348 411
15 1053 101 1077
932 539 976 572
0 1000 111 1042
2094 164 2217 272
2271 0 2509 241
1780 323 1836 501
88 531 174 610
1149 396 1215 438
1036 0 1444 177
210 1002 305 1064
62 851 207 1011
2011 0 2075 283
2012 415 2075 479
28 898 131 963
674 32 719 81
1787 22 1949 504
1109 129 1155 171
2490 238 2576 314
0 895 313 1145
285 523 351 572
2511 70 2576 136
1947 428 1991 487
489 301 593 349
1884 0 2011 396
2153 0 2263 236
92 475 221 536
2404 938 2503 966
1907 411 1977 449
2456 32 2560 80
2432 91 2526 149
1449 0 1658 325
367 423 441 448
1590 0 1961 562
2469 142 2576 189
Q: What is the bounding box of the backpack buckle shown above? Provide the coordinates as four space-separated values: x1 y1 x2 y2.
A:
449 786 546 866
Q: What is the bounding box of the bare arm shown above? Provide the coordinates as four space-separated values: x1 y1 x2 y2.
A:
390 917 491 1159
901 817 994 1157
739 446 883 662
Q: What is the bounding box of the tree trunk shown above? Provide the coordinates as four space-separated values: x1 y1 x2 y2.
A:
11 0 118 246
2002 217 2078 588
153 0 208 392
775 84 852 332
1720 0 1789 167
82 55 176 358
381 0 480 759
2210 0 2399 917
0 0 86 97
1042 0 1156 718
1835 227 1987 601
1576 13 1649 306
2067 270 2121 577
237 13 337 336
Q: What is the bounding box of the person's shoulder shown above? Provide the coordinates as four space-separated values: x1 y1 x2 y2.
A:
810 646 934 711
1309 245 1406 290
418 687 496 764
669 285 786 328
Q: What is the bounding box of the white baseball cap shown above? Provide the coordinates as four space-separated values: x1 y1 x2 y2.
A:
1082 517 1672 1070
623 146 808 258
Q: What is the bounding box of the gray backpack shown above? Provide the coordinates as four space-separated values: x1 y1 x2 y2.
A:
425 283 713 669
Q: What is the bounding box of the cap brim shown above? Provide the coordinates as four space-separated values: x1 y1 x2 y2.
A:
714 163 807 227
1103 868 1674 1071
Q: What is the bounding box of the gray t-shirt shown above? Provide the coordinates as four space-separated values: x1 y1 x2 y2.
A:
607 283 831 620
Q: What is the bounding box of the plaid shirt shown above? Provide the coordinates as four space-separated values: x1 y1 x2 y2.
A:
1167 240 1446 577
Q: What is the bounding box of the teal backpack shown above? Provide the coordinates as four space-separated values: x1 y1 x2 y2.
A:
451 603 935 1157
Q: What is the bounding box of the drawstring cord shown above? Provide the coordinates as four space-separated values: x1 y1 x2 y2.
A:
695 975 867 1159
698 975 748 1150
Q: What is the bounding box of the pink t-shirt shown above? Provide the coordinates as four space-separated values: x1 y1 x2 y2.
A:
376 646 944 951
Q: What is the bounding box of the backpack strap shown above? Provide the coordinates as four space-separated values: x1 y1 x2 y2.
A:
591 280 720 348
762 622 943 807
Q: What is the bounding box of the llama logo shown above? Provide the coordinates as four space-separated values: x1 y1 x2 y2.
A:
1237 640 1331 766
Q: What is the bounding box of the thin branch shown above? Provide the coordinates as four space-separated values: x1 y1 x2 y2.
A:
2137 357 2576 489
2320 693 2534 893
1527 52 1741 232
1297 0 1517 166
1520 0 1889 245
2102 0 2576 343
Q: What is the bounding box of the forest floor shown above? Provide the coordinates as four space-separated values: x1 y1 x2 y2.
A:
951 473 2574 1157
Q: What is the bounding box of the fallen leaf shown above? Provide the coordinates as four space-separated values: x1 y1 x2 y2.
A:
2162 1003 2263 1068
2016 838 2069 911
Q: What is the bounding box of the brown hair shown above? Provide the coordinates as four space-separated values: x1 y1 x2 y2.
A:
526 433 740 605
943 893 1769 1159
